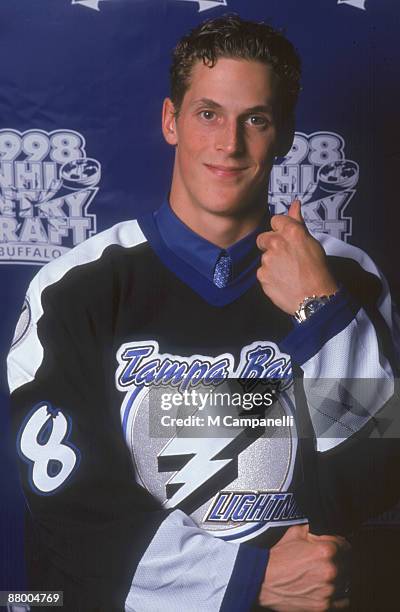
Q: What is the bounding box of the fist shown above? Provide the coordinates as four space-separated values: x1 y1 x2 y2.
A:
259 524 351 611
256 200 338 315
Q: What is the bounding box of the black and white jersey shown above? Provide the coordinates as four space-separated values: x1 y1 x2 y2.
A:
7 213 400 611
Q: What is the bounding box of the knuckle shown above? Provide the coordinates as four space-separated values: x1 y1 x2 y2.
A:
268 236 279 250
318 541 335 560
286 221 297 234
287 222 303 239
256 234 267 249
323 583 335 599
270 214 281 228
323 561 338 582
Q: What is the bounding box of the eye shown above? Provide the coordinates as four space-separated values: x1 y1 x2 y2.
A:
246 115 269 128
199 110 216 121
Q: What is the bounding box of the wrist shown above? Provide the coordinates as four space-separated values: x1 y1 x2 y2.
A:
294 287 339 323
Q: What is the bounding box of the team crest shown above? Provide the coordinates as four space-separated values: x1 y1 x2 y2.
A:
11 297 32 349
116 340 306 543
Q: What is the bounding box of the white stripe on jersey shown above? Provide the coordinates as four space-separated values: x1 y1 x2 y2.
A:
317 232 394 330
305 232 397 452
125 509 239 612
7 220 147 394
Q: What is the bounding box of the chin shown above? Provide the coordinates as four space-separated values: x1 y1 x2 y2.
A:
200 200 244 217
204 194 263 218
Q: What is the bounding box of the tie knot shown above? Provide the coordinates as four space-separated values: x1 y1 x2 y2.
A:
213 251 232 288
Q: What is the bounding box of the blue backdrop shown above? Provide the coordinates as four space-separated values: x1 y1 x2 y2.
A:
1 0 399 596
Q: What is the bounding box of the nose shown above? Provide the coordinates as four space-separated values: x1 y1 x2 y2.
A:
215 119 244 155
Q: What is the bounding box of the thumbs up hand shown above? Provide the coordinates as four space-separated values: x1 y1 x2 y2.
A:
256 200 338 315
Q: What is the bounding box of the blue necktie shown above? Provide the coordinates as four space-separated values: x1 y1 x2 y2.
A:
213 251 232 288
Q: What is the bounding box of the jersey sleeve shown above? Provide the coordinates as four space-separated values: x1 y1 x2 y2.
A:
7 263 267 612
279 237 400 534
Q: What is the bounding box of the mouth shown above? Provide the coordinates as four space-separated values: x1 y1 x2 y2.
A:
204 163 249 178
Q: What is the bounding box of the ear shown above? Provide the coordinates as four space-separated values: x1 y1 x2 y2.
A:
274 115 295 158
162 98 178 146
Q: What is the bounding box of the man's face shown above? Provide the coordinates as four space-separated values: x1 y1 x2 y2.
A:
163 58 289 219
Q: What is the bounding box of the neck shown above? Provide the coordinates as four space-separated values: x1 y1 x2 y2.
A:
169 197 269 249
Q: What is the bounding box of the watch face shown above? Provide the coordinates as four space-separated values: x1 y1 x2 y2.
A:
304 297 330 320
305 300 321 317
296 296 330 323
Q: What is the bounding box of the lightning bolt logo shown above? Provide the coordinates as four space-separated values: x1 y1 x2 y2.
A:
158 427 264 515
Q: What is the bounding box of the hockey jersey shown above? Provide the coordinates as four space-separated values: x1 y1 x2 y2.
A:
7 212 400 611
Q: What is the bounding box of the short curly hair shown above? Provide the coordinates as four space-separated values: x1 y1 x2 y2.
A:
170 14 302 122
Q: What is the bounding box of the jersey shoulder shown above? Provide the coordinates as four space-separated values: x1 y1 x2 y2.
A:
8 219 147 394
29 218 147 300
314 232 381 277
313 231 388 311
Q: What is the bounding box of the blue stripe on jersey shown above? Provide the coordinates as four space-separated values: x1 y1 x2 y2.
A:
220 544 269 612
279 287 361 366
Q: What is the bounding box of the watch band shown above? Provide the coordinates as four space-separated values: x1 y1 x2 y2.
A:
294 292 337 324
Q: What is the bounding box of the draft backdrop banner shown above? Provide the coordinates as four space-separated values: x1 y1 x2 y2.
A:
1 0 399 595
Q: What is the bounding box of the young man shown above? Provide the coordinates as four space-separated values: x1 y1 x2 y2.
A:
7 15 400 612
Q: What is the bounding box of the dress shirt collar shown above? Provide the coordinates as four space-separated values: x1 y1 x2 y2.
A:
154 200 268 283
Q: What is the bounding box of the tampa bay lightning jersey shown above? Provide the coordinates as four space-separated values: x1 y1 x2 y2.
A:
7 212 400 612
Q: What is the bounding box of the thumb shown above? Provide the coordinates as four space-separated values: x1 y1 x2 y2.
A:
287 199 304 224
307 532 348 544
278 524 310 543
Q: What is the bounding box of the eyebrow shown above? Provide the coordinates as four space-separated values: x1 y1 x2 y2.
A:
190 98 274 114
